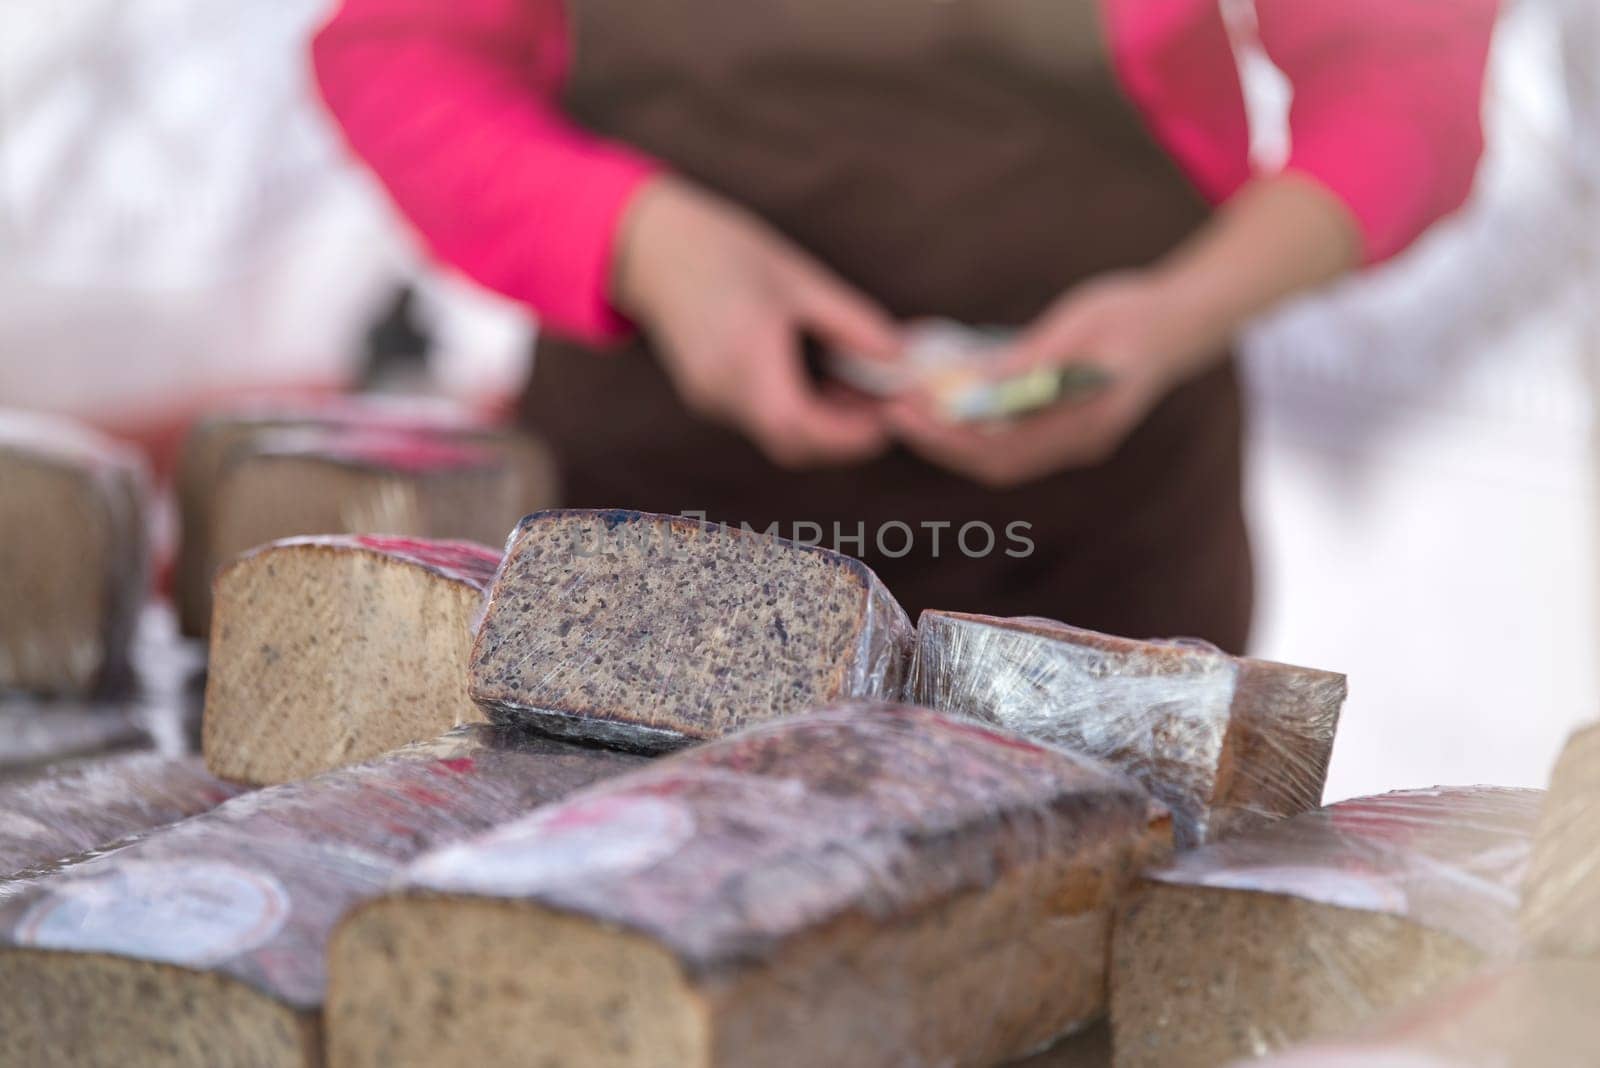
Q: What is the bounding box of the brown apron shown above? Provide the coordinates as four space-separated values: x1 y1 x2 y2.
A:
525 0 1253 651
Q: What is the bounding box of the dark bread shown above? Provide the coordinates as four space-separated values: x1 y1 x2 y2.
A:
0 725 642 1067
203 535 501 785
910 610 1346 846
327 703 1169 1068
469 509 912 751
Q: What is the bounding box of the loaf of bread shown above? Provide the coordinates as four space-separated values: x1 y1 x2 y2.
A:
0 410 149 696
327 703 1169 1068
910 610 1346 846
207 427 523 575
0 725 642 1068
175 397 558 637
1520 721 1600 957
1240 961 1600 1067
0 754 243 880
1110 786 1543 1068
469 510 912 751
203 535 500 785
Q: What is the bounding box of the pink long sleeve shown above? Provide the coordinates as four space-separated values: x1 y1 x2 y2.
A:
311 0 660 344
1109 0 1499 265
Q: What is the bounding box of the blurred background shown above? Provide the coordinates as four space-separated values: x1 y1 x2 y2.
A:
2 0 1595 799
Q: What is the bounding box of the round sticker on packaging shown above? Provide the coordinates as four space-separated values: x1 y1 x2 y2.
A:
414 794 695 896
14 859 291 968
1182 865 1409 915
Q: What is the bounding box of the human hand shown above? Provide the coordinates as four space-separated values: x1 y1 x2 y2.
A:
885 270 1228 487
612 176 901 468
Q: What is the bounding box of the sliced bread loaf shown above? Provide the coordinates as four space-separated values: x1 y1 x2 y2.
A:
1110 786 1542 1068
0 410 149 696
1240 961 1600 1068
203 535 500 785
469 509 912 751
176 399 557 637
910 610 1346 846
1520 720 1600 957
0 754 243 880
326 703 1169 1068
0 725 642 1068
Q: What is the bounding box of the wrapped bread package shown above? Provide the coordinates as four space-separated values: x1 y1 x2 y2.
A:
0 754 243 880
910 611 1346 846
0 725 642 1068
203 535 499 785
1240 960 1600 1068
327 703 1171 1068
175 397 558 637
1110 786 1542 1068
469 509 913 751
0 410 150 696
1520 720 1600 958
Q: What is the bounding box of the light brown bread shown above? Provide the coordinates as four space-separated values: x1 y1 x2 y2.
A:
326 703 1169 1068
0 725 642 1068
203 535 500 785
1110 787 1543 1068
1520 720 1600 957
175 399 558 637
0 411 149 696
1241 961 1600 1068
469 510 912 751
910 610 1346 846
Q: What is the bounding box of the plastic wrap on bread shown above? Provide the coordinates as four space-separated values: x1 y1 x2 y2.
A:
469 509 913 752
0 409 150 696
203 535 502 785
0 724 643 1067
174 396 558 637
0 754 244 881
1110 786 1543 1068
910 610 1346 846
1520 720 1600 957
327 702 1170 1068
1238 960 1600 1067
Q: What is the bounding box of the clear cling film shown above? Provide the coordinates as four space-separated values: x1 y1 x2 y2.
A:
0 724 643 1067
0 753 243 883
0 408 151 698
1240 961 1600 1068
202 535 504 785
327 703 1170 1068
908 610 1346 847
1111 786 1546 1068
468 509 915 753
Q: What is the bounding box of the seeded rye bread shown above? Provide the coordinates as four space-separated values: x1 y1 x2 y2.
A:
1110 786 1543 1068
0 753 243 881
911 611 1346 847
0 725 642 1068
1241 961 1600 1068
175 399 557 637
0 410 149 696
327 703 1171 1068
203 535 500 785
1520 720 1600 957
469 510 912 751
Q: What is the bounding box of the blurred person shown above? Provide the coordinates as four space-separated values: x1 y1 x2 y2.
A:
311 0 1498 648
